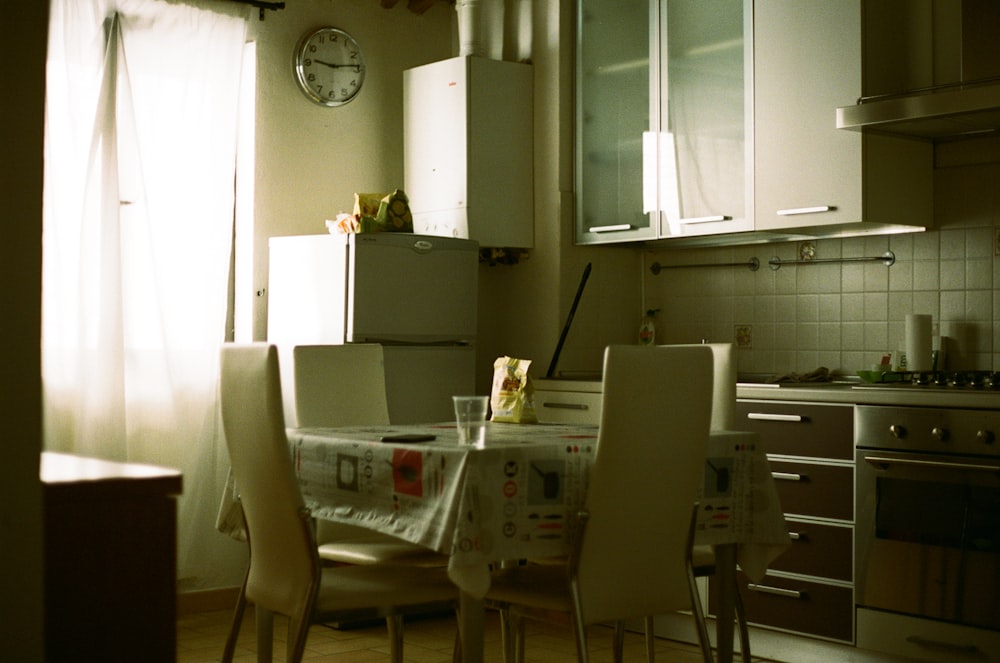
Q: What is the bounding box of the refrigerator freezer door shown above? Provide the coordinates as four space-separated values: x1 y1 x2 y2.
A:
346 233 478 344
382 346 476 424
267 234 350 345
267 233 478 346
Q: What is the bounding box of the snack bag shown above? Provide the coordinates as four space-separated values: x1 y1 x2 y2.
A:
374 190 414 232
490 356 538 423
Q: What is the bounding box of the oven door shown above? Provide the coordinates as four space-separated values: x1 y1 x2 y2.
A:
856 448 1000 631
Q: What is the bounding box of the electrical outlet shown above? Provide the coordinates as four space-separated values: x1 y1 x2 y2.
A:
735 325 752 348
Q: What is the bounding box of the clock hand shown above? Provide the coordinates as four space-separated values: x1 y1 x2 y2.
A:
313 59 361 71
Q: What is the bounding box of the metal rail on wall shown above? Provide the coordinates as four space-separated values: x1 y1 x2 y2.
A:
768 250 895 271
649 258 760 274
649 250 896 275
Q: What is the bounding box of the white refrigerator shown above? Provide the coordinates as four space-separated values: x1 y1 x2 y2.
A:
267 233 478 424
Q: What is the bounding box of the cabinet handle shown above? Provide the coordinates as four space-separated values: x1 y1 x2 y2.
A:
747 583 805 599
788 531 804 541
771 472 806 482
746 413 804 423
776 205 836 216
541 402 589 411
679 215 732 225
588 224 633 234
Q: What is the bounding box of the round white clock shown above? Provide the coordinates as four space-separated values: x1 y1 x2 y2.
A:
294 27 366 107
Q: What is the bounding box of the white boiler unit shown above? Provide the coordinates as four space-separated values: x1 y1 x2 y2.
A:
404 55 533 248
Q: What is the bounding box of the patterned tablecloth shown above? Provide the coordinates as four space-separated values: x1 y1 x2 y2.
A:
282 422 790 598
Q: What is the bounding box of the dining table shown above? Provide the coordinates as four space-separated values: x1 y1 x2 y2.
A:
275 420 790 663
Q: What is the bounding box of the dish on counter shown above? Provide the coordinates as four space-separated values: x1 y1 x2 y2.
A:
856 370 908 383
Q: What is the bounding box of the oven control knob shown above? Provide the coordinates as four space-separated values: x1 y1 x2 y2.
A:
889 424 906 439
977 429 995 445
931 427 949 442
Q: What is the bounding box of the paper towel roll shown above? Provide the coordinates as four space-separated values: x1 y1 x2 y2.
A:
905 314 932 371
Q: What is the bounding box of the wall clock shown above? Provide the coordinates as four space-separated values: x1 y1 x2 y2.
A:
294 27 366 107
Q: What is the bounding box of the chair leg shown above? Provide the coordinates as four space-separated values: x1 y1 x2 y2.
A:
285 614 311 663
686 568 714 663
735 581 751 662
643 616 655 663
613 621 625 663
221 581 247 663
498 607 515 663
386 614 405 663
570 613 590 663
255 606 275 663
514 612 526 663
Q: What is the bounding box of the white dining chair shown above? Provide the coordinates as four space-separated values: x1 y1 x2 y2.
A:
660 342 751 661
218 343 459 663
286 344 449 567
485 344 716 663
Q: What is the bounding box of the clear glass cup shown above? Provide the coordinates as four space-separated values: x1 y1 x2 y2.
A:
453 395 488 447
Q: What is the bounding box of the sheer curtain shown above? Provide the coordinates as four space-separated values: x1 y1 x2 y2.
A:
43 0 250 590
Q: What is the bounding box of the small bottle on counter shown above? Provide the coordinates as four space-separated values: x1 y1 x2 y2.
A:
639 309 660 346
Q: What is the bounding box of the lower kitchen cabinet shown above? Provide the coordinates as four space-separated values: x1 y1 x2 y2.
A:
771 516 852 582
715 399 855 643
712 570 855 643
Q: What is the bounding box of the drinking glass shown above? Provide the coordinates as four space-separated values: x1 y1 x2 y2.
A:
453 395 488 447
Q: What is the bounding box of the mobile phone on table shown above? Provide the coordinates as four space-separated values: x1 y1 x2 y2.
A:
379 433 436 443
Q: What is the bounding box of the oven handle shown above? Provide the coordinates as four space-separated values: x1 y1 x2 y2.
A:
862 454 1000 474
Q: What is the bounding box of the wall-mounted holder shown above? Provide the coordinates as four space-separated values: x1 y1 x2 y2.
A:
649 257 760 275
768 251 895 271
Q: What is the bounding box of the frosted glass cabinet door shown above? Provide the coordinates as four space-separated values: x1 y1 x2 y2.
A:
575 0 653 244
656 0 752 239
575 0 750 245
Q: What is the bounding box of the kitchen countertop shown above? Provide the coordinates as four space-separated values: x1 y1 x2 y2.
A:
537 376 1000 409
737 381 1000 410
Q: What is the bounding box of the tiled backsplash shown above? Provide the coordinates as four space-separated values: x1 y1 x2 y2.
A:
642 156 1000 377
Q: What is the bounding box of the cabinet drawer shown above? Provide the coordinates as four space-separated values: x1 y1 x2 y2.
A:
736 401 853 460
712 571 854 643
769 459 853 521
772 518 852 581
534 390 602 425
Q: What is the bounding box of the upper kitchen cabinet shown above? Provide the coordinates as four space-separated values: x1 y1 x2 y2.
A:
576 0 752 245
754 0 932 235
404 56 533 248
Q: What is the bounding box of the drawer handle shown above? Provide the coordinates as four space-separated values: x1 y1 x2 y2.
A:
771 472 806 482
788 531 804 541
776 205 835 216
541 402 589 411
746 583 805 599
746 413 804 423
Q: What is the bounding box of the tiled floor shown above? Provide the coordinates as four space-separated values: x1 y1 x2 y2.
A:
176 608 721 663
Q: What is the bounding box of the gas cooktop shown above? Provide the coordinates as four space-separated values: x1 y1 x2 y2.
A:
854 370 1000 391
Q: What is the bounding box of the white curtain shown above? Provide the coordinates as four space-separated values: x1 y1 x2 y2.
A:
43 0 250 590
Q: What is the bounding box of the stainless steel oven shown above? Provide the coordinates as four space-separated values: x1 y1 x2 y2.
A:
855 401 1000 660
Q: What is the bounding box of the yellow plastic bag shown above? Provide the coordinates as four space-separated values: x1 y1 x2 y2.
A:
490 356 538 423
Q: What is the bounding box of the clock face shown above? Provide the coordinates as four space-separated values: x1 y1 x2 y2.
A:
294 28 365 107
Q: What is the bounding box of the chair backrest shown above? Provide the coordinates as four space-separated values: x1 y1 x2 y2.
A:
220 343 317 617
287 344 391 428
662 342 736 430
576 344 713 624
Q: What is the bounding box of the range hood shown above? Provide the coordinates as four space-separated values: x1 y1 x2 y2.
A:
836 77 1000 140
837 0 1000 141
